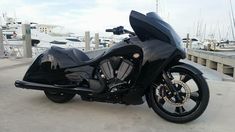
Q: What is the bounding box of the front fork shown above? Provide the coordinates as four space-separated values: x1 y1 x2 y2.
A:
162 71 176 93
162 71 183 102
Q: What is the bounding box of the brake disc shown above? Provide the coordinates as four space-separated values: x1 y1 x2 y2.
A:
161 80 191 107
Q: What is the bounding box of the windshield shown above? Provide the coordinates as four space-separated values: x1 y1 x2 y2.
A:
129 10 181 46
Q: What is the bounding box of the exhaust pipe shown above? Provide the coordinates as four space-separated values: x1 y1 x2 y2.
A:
15 80 93 94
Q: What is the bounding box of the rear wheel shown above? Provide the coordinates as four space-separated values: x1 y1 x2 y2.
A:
44 91 76 103
148 65 209 123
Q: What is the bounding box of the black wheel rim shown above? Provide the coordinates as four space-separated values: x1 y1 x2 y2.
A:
152 69 202 117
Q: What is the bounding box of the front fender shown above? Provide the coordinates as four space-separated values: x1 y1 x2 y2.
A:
172 62 203 75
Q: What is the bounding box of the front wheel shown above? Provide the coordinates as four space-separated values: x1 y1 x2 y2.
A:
147 64 209 123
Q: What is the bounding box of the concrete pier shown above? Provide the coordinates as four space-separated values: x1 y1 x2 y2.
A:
22 24 32 58
187 49 235 80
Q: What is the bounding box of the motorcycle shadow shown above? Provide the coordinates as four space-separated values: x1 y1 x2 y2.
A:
25 93 152 116
24 93 208 125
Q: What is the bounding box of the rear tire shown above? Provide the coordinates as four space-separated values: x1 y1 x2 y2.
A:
148 65 209 123
44 91 76 103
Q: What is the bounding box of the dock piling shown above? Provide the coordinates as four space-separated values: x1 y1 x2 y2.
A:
95 33 99 49
22 24 32 58
186 33 190 49
85 31 90 51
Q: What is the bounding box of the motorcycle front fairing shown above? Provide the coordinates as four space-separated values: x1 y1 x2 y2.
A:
129 11 186 89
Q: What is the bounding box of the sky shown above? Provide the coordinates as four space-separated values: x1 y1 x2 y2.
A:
0 0 235 39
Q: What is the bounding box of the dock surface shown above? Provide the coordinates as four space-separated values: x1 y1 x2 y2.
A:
0 59 234 132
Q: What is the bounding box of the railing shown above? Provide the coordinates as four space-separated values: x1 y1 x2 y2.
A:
3 44 49 58
4 44 23 58
3 43 108 59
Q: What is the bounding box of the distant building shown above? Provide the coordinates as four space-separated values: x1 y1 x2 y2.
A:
38 24 58 34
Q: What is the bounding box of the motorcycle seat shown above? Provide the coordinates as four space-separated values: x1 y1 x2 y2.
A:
44 46 105 68
78 51 105 66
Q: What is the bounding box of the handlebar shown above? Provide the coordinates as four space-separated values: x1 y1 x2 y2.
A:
105 29 114 32
105 26 135 36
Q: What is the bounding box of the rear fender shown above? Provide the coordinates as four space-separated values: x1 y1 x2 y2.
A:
23 54 43 81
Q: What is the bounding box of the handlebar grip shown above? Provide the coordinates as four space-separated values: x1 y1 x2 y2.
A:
106 29 114 32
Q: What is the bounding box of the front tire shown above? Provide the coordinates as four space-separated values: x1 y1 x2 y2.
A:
44 91 76 103
148 65 209 123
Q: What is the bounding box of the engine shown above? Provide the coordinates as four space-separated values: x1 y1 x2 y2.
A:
99 56 134 92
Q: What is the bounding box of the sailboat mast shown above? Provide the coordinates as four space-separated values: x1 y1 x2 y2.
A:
196 21 200 38
203 24 207 40
229 0 235 40
156 0 159 14
217 23 222 40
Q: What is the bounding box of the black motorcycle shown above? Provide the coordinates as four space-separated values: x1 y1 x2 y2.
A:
15 11 209 123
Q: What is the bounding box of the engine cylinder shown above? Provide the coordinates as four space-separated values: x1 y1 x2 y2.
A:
100 58 133 81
